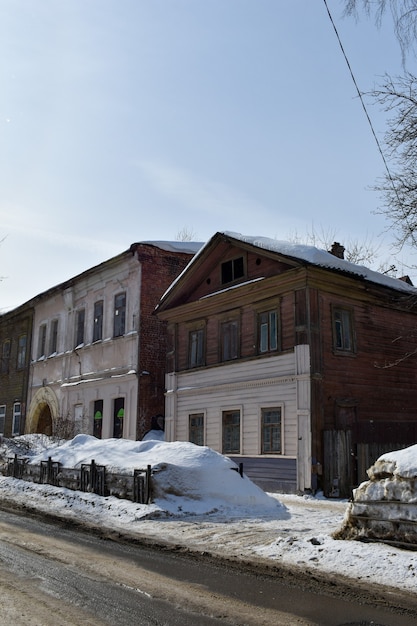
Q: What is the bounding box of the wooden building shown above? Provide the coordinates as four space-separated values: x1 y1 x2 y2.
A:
156 231 417 496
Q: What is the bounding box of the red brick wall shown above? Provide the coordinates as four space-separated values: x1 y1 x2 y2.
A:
133 245 194 437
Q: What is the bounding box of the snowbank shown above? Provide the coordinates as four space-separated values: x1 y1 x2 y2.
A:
2 435 285 517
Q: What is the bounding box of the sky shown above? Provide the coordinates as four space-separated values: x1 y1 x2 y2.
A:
1 432 417 612
1 0 414 311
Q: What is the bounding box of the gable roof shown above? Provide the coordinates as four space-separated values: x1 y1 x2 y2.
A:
156 231 417 311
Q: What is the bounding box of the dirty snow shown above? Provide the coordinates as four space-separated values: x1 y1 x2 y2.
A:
1 434 417 595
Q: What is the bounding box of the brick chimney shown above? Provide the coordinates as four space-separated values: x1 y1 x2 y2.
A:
329 242 345 259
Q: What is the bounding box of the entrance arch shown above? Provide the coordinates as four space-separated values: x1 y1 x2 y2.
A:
26 387 59 435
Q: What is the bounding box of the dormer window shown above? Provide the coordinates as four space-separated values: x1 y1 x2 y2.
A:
221 256 244 284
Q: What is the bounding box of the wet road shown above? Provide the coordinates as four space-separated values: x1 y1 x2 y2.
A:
0 507 416 625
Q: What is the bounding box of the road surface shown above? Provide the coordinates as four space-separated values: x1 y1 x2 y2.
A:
0 506 416 625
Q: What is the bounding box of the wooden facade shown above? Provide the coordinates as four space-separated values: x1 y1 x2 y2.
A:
157 232 417 496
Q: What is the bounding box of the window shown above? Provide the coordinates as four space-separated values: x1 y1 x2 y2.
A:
333 307 355 353
75 309 85 347
258 310 278 353
114 293 126 337
221 256 245 284
1 339 11 374
113 397 124 438
74 404 84 434
93 399 103 439
188 328 205 368
221 319 239 361
38 324 47 359
0 405 5 434
93 300 103 342
189 413 204 446
222 410 240 454
17 334 27 369
12 402 21 436
261 408 282 454
49 320 58 355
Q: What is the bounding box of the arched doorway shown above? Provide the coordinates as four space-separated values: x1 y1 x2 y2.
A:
37 403 52 435
26 387 59 435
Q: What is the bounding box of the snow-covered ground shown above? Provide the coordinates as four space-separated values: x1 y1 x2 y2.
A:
1 434 417 595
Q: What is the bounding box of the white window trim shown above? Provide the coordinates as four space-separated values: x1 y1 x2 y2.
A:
258 403 285 456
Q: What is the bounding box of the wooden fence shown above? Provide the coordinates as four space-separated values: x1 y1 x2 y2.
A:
5 455 152 504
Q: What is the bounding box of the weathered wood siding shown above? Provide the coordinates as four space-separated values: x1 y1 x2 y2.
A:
165 347 311 492
229 456 297 493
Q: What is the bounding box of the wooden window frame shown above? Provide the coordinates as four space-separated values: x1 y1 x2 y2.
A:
187 321 206 369
222 409 241 454
49 319 58 356
12 402 21 436
17 334 27 370
220 255 246 285
220 315 240 362
38 324 47 359
1 339 11 374
93 300 104 343
257 308 280 354
189 412 205 446
75 309 85 348
260 406 283 455
113 293 126 338
0 405 5 434
332 305 356 354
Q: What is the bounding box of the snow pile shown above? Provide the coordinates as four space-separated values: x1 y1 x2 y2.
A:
335 444 417 544
3 436 417 592
5 434 284 517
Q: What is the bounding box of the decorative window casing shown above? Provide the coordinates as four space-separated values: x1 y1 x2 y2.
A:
332 306 355 353
93 300 104 342
221 256 245 284
261 407 282 454
17 334 27 369
114 293 126 337
189 413 204 446
222 409 241 454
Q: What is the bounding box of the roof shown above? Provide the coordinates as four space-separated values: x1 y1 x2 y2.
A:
157 231 417 309
225 232 416 294
139 241 204 254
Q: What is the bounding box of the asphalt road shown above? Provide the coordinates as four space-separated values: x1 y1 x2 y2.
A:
0 506 416 626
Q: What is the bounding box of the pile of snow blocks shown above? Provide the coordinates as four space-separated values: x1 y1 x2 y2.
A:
335 449 417 548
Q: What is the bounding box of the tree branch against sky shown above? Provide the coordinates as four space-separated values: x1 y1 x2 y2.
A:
343 0 417 62
342 1 417 253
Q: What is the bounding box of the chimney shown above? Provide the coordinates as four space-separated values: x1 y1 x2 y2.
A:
329 242 345 259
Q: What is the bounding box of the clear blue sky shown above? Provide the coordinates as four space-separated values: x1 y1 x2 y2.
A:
0 0 412 310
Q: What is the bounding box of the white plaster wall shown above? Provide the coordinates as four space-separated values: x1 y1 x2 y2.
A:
28 254 141 439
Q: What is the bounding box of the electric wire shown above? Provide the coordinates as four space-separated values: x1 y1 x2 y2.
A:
323 0 403 209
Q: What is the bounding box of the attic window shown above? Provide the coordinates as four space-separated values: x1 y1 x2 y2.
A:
221 256 244 284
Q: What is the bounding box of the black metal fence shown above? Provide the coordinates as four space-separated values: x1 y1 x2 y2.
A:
6 454 152 504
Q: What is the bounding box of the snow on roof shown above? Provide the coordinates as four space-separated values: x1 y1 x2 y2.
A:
224 232 417 294
139 240 204 254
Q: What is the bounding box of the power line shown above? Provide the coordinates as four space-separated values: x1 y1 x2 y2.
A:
323 0 401 206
